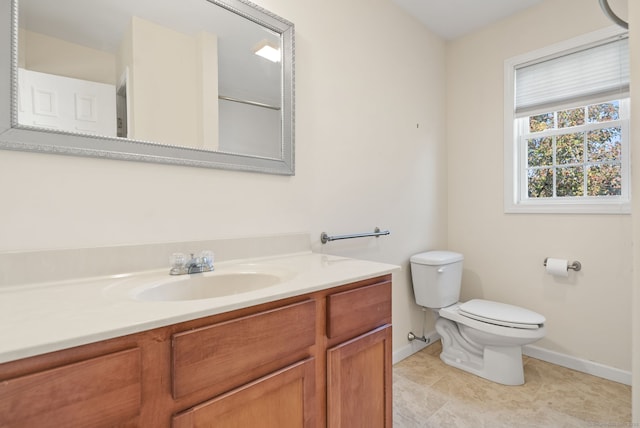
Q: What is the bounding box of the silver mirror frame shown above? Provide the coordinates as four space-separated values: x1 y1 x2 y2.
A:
0 0 295 175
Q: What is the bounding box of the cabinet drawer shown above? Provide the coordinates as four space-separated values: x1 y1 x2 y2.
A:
0 347 141 428
326 279 391 340
172 358 315 428
172 299 316 399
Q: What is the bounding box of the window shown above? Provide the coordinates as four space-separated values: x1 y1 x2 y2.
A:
523 100 628 199
504 27 630 214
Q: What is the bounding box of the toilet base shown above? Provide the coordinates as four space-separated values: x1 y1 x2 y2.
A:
436 317 525 386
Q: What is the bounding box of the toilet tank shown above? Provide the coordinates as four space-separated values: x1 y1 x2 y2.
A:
410 251 464 308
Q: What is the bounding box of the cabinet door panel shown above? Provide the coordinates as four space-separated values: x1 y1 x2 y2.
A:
0 348 141 428
173 358 315 428
326 280 391 340
327 325 392 428
172 299 315 399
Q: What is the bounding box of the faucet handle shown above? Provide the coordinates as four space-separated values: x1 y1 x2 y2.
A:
200 250 215 267
170 252 187 270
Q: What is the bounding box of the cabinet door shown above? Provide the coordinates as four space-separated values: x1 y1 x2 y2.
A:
327 325 392 428
172 358 315 428
0 348 141 428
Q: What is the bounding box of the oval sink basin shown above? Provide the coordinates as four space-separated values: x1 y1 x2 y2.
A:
134 272 284 302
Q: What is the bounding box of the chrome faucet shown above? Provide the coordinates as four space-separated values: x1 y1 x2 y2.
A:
170 251 214 275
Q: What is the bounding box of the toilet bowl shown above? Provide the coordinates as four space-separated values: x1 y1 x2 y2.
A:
436 299 545 385
410 251 546 385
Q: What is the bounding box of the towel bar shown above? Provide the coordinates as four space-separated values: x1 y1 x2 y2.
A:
320 227 390 244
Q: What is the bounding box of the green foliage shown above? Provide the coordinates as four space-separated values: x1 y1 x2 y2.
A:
558 107 584 128
587 165 621 196
529 113 553 132
556 133 583 164
527 137 552 167
526 101 622 198
556 166 583 197
527 168 553 198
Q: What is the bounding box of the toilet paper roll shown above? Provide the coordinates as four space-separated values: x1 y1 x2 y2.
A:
545 258 569 277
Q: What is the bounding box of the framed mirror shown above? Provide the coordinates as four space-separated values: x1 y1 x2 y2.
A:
0 0 295 175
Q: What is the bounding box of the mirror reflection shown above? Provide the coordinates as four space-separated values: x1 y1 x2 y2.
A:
17 0 284 159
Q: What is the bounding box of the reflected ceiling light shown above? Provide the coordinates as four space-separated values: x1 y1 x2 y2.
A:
254 40 280 63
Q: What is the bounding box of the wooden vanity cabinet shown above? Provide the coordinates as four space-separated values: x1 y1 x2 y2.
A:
0 274 392 428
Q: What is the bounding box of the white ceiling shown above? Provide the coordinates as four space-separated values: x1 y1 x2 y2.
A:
392 0 544 40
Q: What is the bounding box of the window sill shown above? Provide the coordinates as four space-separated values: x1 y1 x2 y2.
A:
505 200 631 215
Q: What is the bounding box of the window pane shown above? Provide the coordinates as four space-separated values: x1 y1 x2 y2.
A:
587 127 621 162
556 166 584 197
556 133 584 164
527 137 552 167
587 164 621 196
558 107 584 128
527 168 553 198
588 101 619 123
529 112 554 133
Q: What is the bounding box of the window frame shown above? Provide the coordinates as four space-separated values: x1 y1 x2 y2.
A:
504 26 631 215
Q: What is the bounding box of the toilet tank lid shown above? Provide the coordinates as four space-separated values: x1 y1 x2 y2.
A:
410 251 463 265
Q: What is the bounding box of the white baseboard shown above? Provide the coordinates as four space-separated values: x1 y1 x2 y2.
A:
393 331 440 365
523 344 632 386
393 334 631 386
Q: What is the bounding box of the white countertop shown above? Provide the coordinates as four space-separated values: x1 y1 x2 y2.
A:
0 251 399 364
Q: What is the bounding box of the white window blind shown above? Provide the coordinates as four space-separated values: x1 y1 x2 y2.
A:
515 36 629 117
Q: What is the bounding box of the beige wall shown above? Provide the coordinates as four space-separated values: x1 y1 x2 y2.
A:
20 29 116 85
447 0 633 373
629 0 639 421
126 17 199 147
0 0 447 355
121 17 219 148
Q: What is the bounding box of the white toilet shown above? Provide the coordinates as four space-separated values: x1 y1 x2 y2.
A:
410 250 546 385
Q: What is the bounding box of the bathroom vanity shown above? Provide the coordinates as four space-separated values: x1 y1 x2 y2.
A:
0 250 396 427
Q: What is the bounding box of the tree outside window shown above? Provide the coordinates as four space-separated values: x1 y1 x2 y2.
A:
525 101 623 200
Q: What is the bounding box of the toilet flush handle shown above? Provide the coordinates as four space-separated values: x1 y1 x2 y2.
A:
437 267 446 273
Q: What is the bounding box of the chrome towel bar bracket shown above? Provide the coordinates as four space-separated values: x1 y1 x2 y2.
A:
320 227 390 244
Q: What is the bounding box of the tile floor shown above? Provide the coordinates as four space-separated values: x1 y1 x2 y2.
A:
393 341 632 427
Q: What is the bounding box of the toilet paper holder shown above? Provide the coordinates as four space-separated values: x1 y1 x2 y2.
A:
543 258 581 272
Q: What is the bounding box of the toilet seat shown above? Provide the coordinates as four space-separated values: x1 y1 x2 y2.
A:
439 302 546 342
459 299 545 329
